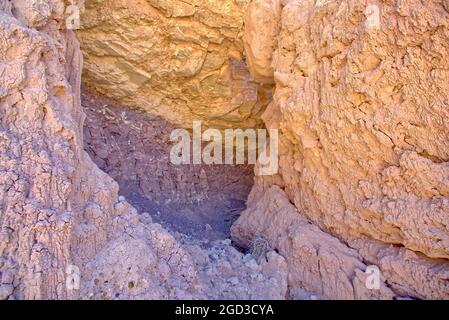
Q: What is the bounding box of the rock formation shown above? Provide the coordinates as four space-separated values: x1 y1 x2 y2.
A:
232 0 449 299
0 0 290 300
77 0 272 129
0 0 448 300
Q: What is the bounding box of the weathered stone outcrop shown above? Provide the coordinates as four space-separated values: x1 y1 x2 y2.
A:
0 0 291 300
243 0 282 84
77 0 271 129
233 0 449 299
0 0 184 299
2 0 448 301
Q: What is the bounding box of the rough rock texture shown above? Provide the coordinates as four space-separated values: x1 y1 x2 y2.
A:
2 0 449 301
243 0 282 84
0 0 96 299
0 0 165 299
0 0 292 300
81 215 292 300
233 0 449 299
82 90 254 241
77 0 272 129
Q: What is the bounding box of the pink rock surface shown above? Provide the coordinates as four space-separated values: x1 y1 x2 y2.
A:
0 1 291 300
233 0 449 299
1 0 448 300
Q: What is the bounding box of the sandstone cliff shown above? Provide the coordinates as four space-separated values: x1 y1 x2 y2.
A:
0 0 290 300
0 0 190 299
232 0 449 299
77 0 271 129
1 0 448 300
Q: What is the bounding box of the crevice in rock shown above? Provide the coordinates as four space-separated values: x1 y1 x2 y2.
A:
82 89 255 243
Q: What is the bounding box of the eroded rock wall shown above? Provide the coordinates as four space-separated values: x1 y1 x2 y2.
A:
0 0 87 299
0 0 186 299
77 0 272 129
0 0 178 300
0 0 291 300
233 0 449 299
2 0 448 301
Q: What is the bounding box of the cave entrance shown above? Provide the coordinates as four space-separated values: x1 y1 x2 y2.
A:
82 90 255 242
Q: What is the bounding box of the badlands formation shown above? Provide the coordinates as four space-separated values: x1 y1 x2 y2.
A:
0 0 448 300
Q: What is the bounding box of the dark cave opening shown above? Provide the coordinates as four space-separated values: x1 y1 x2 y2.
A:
82 89 255 242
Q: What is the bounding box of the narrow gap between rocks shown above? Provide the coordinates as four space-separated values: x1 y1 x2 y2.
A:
82 90 255 244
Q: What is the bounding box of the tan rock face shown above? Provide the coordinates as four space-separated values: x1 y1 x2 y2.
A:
243 0 281 84
0 0 290 300
77 0 271 129
233 0 449 299
0 0 177 299
2 0 449 300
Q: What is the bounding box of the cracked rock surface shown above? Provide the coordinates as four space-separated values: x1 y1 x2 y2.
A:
1 0 448 300
77 0 273 130
233 0 449 299
0 0 294 300
82 90 254 241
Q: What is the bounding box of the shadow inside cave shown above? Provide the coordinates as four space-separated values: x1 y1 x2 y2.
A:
82 89 254 242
